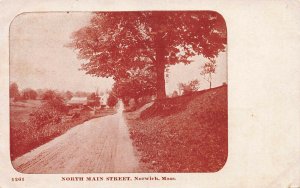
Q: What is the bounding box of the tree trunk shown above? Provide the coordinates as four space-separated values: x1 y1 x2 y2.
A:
155 35 167 99
209 73 212 89
156 63 166 99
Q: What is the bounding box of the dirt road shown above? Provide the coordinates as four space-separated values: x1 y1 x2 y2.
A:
12 107 140 173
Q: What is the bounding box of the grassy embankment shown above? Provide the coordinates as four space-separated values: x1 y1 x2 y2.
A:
10 100 116 160
126 85 227 172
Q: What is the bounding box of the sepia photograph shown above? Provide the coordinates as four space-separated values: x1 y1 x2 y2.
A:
9 11 227 173
1 0 300 187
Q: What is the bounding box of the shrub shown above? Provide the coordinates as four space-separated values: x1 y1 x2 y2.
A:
107 93 118 107
27 98 67 129
178 79 200 95
21 88 38 100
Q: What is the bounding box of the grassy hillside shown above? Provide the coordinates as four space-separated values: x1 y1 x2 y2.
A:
126 85 227 172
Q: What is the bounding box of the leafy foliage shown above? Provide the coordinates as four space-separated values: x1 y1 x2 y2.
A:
41 90 61 101
87 92 100 106
64 91 73 100
22 88 38 100
107 92 118 107
68 11 227 98
28 98 67 129
178 79 200 95
200 59 216 89
171 90 179 97
10 82 21 100
112 66 156 102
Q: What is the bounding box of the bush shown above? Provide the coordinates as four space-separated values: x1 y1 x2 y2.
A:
21 88 38 100
178 79 200 95
42 90 62 101
28 109 62 129
46 98 68 113
27 98 67 129
107 93 118 107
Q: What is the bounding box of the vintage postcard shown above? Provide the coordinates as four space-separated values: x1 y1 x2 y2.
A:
0 0 299 188
9 11 227 174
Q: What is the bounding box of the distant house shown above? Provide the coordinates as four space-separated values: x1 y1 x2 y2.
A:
100 94 109 107
67 97 88 108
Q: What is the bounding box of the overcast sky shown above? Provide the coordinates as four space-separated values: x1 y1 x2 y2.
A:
10 12 227 95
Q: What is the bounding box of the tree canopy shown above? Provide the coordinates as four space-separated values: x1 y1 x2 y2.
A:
111 66 156 103
69 11 227 98
9 82 20 99
22 88 38 100
201 59 217 89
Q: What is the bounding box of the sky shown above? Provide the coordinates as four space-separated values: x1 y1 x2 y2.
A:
10 12 227 95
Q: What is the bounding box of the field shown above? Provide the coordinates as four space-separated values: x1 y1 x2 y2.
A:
10 100 42 125
10 100 116 160
126 85 228 172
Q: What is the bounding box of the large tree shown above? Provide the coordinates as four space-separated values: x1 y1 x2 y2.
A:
22 88 38 100
68 11 226 98
9 82 20 99
111 66 156 104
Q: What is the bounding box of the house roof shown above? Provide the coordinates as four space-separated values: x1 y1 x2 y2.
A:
67 97 88 105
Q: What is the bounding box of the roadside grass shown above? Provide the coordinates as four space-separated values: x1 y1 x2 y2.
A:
10 101 116 160
126 85 227 172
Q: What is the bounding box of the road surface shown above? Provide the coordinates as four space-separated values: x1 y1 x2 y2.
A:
12 105 140 173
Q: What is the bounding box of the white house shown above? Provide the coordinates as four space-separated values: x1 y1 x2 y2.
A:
100 94 109 106
67 97 88 107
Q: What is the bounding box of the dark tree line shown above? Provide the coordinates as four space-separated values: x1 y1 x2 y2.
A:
9 82 105 102
10 83 38 100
